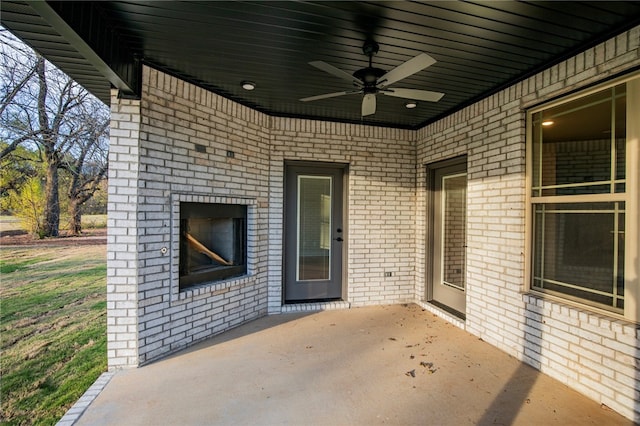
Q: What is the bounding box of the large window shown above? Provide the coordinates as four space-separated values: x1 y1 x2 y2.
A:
527 74 639 319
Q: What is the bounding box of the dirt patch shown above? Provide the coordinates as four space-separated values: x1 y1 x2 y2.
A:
0 228 107 247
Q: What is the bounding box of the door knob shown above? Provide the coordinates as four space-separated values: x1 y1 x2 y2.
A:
334 237 343 242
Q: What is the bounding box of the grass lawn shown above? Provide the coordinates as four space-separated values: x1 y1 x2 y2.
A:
0 215 107 235
77 214 107 230
0 244 107 425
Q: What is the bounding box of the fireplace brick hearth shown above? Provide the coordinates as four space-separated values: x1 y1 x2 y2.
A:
107 70 270 366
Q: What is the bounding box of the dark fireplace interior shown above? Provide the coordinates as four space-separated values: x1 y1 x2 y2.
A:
180 202 247 289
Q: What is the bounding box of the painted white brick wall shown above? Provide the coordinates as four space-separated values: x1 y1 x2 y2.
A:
114 68 271 366
107 91 141 369
415 25 640 420
268 121 416 312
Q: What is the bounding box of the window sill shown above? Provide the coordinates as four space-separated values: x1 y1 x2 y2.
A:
523 290 635 326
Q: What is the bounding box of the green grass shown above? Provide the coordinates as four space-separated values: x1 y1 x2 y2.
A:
80 214 107 229
0 257 43 274
0 245 107 426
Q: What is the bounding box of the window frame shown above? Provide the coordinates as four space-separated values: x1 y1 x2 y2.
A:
525 72 640 322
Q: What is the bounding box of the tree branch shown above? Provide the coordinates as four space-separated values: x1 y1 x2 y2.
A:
0 131 42 159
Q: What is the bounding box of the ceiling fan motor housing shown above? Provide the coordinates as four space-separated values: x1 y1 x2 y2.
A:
353 67 386 87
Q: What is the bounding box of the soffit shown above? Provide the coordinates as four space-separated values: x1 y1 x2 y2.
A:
2 1 640 129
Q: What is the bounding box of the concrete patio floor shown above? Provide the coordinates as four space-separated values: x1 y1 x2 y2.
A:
75 304 631 425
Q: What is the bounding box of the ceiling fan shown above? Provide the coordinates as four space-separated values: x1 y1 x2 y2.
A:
300 40 444 117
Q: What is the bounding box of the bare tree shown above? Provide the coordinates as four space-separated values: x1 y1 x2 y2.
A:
65 107 109 234
0 30 41 159
0 28 109 237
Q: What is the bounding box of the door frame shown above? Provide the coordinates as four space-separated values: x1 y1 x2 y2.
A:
283 161 348 303
425 155 468 319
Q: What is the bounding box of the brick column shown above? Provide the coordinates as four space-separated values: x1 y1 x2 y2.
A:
107 89 141 369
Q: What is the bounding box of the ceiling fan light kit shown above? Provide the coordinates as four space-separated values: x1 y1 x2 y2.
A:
301 40 444 117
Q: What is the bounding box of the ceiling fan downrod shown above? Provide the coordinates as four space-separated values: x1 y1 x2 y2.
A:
354 39 385 88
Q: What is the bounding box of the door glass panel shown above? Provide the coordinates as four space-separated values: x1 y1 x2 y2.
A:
441 173 467 290
297 176 332 281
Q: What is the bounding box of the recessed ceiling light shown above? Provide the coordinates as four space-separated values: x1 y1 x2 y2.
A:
241 81 256 91
404 101 417 109
541 120 554 126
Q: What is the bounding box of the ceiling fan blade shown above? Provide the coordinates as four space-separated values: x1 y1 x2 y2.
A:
378 53 436 88
309 61 362 86
382 88 445 102
300 90 354 102
362 93 376 116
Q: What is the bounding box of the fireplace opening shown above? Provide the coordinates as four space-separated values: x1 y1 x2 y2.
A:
179 202 247 289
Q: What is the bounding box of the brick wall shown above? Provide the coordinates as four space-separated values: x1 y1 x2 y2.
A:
108 68 272 366
268 120 415 311
107 91 142 369
415 25 640 420
522 295 639 419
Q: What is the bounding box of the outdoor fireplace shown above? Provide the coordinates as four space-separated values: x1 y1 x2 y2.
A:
179 202 247 289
